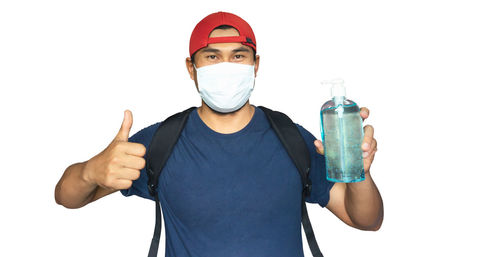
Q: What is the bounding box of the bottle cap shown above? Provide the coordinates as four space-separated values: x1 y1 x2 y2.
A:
321 79 346 98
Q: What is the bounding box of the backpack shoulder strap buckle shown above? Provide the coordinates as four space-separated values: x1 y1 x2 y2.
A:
303 170 312 196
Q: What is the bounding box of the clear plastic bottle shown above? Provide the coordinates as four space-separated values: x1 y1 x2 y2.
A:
320 79 365 183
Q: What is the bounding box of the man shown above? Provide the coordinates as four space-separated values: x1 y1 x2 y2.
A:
55 11 383 257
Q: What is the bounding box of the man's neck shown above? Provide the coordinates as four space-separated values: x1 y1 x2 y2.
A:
197 102 255 134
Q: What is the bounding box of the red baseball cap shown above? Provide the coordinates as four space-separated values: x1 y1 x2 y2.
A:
189 12 257 57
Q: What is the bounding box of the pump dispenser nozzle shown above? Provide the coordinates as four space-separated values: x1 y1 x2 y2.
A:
321 79 346 98
322 79 346 107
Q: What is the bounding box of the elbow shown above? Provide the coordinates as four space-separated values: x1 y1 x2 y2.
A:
366 211 384 231
55 196 84 209
368 215 384 231
354 222 382 231
54 162 93 209
358 201 384 232
354 220 383 231
372 224 382 231
352 211 384 231
367 220 383 231
54 185 73 208
54 182 84 209
54 183 63 206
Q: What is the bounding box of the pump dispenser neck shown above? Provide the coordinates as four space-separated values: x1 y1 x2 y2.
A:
334 96 346 106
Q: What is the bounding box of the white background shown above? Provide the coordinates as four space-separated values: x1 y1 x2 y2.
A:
1 0 499 256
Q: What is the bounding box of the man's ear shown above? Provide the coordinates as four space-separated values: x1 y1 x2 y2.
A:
186 57 195 80
254 55 260 77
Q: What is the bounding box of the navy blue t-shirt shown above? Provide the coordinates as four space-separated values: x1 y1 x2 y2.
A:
121 106 334 257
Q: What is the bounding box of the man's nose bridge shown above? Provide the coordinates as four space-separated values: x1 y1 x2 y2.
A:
221 50 234 62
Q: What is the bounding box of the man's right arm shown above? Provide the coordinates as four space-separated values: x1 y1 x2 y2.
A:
54 110 146 209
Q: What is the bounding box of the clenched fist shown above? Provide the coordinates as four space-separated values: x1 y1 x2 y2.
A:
82 110 146 190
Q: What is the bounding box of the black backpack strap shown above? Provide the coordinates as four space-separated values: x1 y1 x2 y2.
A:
145 107 197 257
259 106 324 257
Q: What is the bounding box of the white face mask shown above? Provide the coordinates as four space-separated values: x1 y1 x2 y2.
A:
195 62 255 113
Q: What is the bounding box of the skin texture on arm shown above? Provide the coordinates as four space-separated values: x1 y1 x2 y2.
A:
325 173 383 231
54 110 146 209
55 161 117 209
315 107 384 231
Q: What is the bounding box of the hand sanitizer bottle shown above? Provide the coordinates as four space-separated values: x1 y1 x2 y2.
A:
320 79 365 183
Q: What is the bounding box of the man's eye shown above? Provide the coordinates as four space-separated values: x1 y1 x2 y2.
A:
207 55 217 60
234 55 244 59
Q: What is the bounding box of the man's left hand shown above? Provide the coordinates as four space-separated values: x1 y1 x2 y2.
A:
314 107 378 173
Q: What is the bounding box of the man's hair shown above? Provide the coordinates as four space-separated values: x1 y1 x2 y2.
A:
190 25 257 63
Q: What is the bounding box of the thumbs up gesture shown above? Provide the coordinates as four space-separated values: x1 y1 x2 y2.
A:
83 110 146 190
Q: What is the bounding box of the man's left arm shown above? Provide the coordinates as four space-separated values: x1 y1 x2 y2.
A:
314 107 384 231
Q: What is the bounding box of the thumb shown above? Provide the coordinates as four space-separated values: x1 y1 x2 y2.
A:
115 110 133 141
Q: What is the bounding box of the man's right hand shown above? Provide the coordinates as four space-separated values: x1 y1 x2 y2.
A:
82 110 146 190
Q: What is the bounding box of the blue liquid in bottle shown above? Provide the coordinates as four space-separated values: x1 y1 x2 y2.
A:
320 80 365 183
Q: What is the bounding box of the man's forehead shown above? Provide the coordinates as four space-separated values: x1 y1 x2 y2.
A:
200 43 252 53
209 27 240 38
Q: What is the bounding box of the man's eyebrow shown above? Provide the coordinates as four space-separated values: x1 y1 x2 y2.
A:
232 47 251 53
200 48 221 53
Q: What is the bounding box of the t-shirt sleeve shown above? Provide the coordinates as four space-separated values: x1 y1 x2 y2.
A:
120 122 161 201
296 124 335 208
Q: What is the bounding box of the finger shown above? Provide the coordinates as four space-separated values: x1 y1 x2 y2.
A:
364 147 377 169
363 145 377 171
314 140 324 155
124 142 147 157
372 138 377 151
115 167 141 180
121 155 146 170
115 110 133 142
362 125 374 152
364 138 378 159
113 179 133 190
360 107 370 121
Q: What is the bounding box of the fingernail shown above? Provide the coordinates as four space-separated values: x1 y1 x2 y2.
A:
363 152 369 158
362 143 370 150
